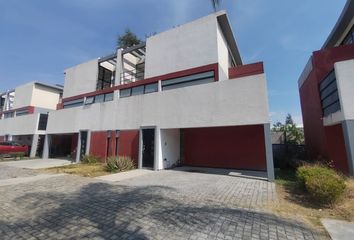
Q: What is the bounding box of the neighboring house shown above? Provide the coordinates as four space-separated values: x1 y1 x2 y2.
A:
0 82 63 157
298 0 354 175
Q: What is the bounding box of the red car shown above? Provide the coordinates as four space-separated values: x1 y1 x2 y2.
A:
0 141 29 157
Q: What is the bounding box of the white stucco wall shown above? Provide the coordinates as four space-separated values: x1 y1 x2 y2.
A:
0 114 40 135
31 84 61 110
144 14 219 79
13 82 34 109
63 59 99 98
46 74 269 134
217 21 229 81
335 59 354 120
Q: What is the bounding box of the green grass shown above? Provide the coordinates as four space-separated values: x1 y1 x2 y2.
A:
275 168 297 186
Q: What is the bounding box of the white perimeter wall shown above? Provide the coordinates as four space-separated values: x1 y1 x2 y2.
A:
63 59 98 98
0 114 40 135
46 74 270 134
144 14 219 79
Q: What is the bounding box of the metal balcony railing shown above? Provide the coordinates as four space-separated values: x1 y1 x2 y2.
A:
120 69 145 85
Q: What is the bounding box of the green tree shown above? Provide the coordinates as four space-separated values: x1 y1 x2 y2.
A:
116 29 142 49
272 114 304 145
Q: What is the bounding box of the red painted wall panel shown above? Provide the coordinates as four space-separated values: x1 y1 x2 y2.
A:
90 131 108 162
325 124 349 174
118 130 139 165
183 125 267 170
229 62 264 79
299 70 328 159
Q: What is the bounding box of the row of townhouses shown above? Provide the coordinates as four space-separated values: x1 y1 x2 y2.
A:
2 3 354 180
0 12 275 180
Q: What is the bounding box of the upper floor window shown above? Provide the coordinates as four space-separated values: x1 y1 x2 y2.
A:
97 66 115 90
320 70 341 117
341 26 354 45
4 112 14 119
63 98 84 109
38 114 48 131
161 71 215 91
84 92 114 105
119 83 158 98
16 109 29 117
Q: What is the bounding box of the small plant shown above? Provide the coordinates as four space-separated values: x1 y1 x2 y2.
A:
106 156 135 172
81 155 101 164
296 164 346 204
14 152 25 160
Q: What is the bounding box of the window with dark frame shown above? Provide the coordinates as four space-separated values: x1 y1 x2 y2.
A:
319 70 341 117
161 71 215 91
38 114 48 131
104 92 114 102
95 94 105 103
16 109 29 116
97 66 114 90
63 98 84 109
119 82 158 98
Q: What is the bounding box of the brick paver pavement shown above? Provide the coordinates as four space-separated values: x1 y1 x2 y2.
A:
0 169 323 239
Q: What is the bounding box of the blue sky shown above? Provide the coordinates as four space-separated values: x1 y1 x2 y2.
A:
0 0 347 125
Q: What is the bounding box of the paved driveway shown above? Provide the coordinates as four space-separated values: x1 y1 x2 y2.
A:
0 168 321 240
0 158 72 169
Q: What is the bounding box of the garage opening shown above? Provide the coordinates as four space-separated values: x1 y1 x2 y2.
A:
142 129 155 168
182 125 267 171
49 133 78 160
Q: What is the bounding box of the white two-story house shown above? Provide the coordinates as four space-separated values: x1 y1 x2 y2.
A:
0 82 63 157
44 11 274 180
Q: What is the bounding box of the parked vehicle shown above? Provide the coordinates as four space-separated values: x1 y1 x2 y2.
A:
0 141 29 157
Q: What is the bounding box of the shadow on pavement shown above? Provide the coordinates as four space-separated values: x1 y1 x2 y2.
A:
0 181 320 239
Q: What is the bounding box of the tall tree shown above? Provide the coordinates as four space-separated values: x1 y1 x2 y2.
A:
272 113 304 145
116 29 142 49
211 0 221 12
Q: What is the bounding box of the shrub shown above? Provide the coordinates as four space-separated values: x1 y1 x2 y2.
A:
297 165 337 187
296 165 346 204
106 156 135 172
14 152 25 160
81 155 101 164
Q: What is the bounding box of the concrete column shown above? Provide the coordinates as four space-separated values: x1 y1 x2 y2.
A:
342 120 354 176
75 132 82 163
138 129 143 169
158 80 162 92
85 131 91 155
115 49 123 86
30 134 39 158
42 135 50 159
154 127 163 170
264 123 275 181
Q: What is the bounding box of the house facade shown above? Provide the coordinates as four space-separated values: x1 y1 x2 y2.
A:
0 82 63 157
298 0 354 175
21 12 273 179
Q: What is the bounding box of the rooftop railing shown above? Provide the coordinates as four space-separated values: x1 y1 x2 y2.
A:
120 69 145 85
